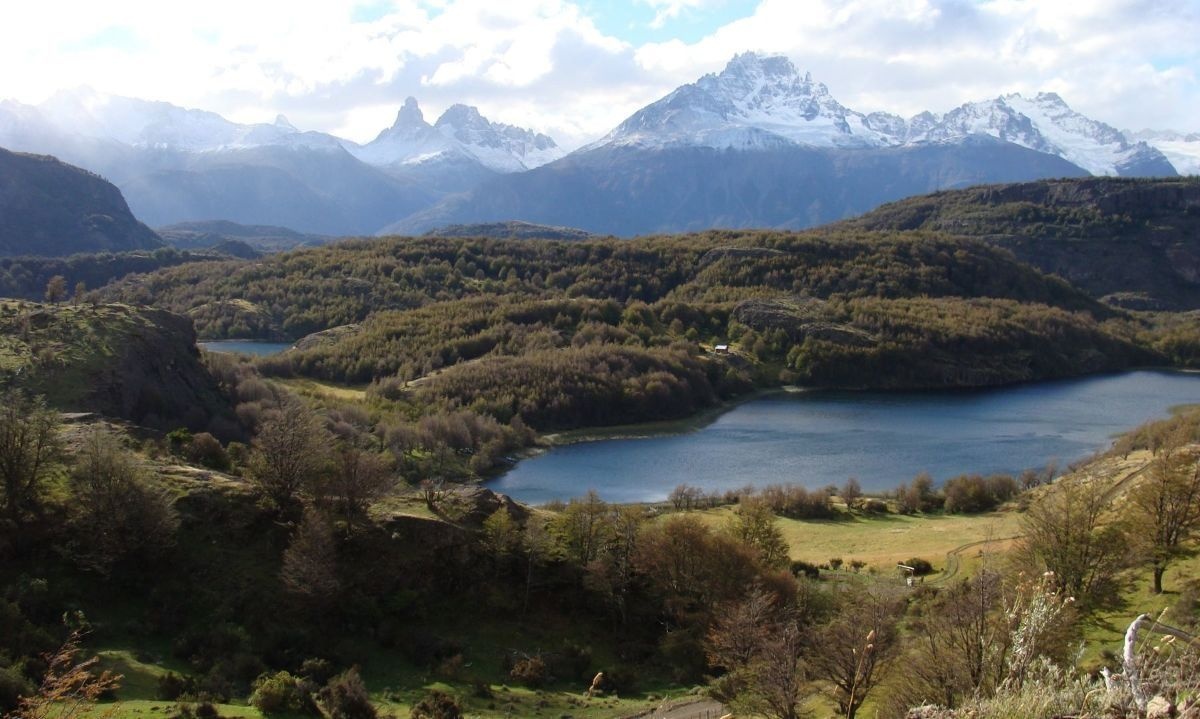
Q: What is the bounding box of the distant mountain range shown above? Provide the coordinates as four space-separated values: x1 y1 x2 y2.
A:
1 53 1196 238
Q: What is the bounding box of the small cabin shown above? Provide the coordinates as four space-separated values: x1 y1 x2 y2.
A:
713 344 729 354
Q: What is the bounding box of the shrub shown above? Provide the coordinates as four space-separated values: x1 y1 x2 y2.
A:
186 433 230 471
157 671 192 701
904 557 935 576
508 655 547 688
0 664 32 714
249 671 317 716
317 667 376 719
410 690 462 719
791 560 821 579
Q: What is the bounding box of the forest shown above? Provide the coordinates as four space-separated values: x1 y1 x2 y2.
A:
2 178 1199 717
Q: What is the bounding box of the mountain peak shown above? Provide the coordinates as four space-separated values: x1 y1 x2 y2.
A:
392 97 426 129
435 104 487 130
273 114 296 130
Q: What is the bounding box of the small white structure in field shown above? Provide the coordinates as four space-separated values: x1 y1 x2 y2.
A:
714 344 729 353
897 563 916 586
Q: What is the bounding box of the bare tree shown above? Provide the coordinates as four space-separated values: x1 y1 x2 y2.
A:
1129 439 1200 593
68 428 178 573
841 478 863 509
0 390 62 528
247 398 331 514
706 587 811 719
317 446 395 522
42 276 66 304
1017 476 1129 608
280 509 340 609
808 589 904 719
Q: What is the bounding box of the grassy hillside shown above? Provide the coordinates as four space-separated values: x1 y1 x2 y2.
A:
0 300 236 435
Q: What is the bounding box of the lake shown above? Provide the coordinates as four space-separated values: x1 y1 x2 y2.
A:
198 340 293 356
489 369 1200 505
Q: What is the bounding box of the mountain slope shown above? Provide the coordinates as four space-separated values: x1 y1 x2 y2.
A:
0 147 163 256
388 135 1088 236
844 177 1200 309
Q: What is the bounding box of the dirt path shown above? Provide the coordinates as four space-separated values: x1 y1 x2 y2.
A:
931 534 1023 585
620 697 727 719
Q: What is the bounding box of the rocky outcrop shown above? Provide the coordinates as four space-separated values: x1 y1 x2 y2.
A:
0 301 238 438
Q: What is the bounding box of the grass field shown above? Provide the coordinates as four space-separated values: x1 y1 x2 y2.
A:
692 504 1023 577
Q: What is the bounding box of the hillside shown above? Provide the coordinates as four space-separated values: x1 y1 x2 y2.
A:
418 220 596 241
845 177 1200 309
0 300 236 435
0 148 163 256
157 220 332 252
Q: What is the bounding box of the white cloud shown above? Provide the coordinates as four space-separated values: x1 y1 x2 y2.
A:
0 0 1195 150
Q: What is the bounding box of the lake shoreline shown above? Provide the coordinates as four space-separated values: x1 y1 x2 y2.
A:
489 368 1200 505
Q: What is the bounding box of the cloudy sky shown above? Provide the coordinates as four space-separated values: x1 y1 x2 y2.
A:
3 0 1197 149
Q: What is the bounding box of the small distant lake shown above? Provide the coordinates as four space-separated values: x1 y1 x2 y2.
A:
198 340 293 357
489 369 1200 505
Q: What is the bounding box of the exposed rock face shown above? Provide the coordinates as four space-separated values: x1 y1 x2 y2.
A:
0 147 163 256
0 301 237 437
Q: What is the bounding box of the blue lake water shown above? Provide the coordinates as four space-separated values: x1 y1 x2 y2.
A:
198 340 293 356
489 370 1200 505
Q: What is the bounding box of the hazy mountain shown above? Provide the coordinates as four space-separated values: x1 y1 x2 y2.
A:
0 147 163 256
0 91 444 234
342 97 564 195
157 220 331 252
390 136 1087 236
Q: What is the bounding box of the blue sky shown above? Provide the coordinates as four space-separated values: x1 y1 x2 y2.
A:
1 0 1197 148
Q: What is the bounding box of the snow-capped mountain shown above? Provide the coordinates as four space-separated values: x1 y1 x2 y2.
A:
918 92 1169 176
347 97 562 173
597 52 1174 177
599 52 893 150
32 88 342 152
1127 129 1200 176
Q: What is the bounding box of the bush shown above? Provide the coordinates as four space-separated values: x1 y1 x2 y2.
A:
157 671 193 701
410 690 462 719
508 655 547 688
186 433 230 471
317 667 376 719
0 664 32 714
249 671 317 716
791 560 821 579
298 658 335 685
904 557 935 576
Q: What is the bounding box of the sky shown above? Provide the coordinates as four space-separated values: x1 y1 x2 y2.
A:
2 0 1198 150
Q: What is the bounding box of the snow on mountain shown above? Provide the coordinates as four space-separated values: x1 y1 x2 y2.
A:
599 52 892 150
434 104 562 172
1127 130 1200 176
595 52 1175 177
30 88 342 152
918 92 1166 176
347 97 563 173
